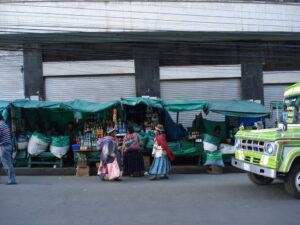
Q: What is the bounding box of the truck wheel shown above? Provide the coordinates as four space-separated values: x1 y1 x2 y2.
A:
284 164 300 199
247 172 274 185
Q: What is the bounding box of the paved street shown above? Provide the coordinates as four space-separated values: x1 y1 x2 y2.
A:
0 174 299 225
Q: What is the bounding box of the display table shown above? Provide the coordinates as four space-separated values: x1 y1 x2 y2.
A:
28 152 65 168
73 150 100 167
169 141 204 166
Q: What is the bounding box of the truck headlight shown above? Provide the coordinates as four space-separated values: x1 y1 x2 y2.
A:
234 139 240 149
266 143 275 155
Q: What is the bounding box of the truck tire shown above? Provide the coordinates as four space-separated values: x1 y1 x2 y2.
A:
284 164 300 199
247 172 274 185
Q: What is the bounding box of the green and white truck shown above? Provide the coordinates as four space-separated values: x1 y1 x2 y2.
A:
232 82 300 198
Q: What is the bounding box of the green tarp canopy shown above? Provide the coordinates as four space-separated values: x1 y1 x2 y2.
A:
65 99 120 113
270 101 284 110
0 100 11 121
0 100 11 110
163 98 208 112
205 100 270 118
121 97 163 109
11 99 68 110
11 99 119 113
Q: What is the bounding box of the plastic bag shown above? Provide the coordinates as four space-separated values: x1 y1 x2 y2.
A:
27 132 50 156
50 136 70 158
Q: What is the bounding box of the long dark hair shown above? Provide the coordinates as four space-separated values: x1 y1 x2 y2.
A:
127 126 134 134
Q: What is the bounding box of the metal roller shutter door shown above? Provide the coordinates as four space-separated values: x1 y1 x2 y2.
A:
45 75 136 103
160 79 241 127
0 51 24 100
264 84 290 128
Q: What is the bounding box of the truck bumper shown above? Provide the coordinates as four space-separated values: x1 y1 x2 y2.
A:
231 158 277 179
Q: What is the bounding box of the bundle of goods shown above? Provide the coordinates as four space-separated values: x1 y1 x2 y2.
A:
202 133 224 169
27 132 51 156
17 135 29 150
50 136 70 158
76 155 89 176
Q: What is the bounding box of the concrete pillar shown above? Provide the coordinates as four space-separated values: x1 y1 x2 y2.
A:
134 47 160 97
23 44 44 100
241 63 264 104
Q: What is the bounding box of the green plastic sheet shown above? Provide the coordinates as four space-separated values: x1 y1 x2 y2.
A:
33 131 51 143
0 100 11 121
121 97 163 109
270 101 284 110
12 99 68 110
205 100 270 118
163 98 207 112
65 99 119 113
202 133 221 146
51 136 70 147
206 151 223 161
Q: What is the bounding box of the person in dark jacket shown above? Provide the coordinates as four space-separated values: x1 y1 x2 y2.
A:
0 114 17 185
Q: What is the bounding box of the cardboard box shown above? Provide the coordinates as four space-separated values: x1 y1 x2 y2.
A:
143 156 150 168
76 166 90 176
77 155 87 168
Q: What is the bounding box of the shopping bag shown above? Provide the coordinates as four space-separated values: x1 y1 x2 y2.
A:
97 162 107 176
107 158 121 180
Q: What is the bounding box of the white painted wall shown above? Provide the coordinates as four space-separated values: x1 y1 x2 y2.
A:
1 1 300 34
160 65 241 80
43 60 135 76
0 50 24 100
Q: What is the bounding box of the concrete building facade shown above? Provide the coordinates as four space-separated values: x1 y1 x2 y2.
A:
1 0 300 126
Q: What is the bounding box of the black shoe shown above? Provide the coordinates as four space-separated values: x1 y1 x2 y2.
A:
114 178 122 181
160 175 169 179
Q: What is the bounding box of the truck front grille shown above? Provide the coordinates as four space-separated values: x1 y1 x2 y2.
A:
240 139 265 153
244 156 261 164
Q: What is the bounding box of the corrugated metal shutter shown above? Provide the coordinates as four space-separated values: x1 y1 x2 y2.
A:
161 79 241 127
45 75 136 103
263 84 290 128
0 51 24 100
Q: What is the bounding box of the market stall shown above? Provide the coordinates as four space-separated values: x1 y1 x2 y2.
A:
162 98 270 168
202 99 270 172
162 98 208 165
120 97 164 167
10 99 121 168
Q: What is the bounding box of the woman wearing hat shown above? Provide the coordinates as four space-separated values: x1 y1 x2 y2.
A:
97 127 122 181
122 126 145 177
149 124 175 180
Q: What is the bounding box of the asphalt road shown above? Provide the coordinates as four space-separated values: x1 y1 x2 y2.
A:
0 174 299 225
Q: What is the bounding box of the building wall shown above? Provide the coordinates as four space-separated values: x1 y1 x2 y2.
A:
1 1 300 34
0 50 25 100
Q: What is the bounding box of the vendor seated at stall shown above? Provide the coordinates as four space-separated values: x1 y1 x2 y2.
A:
64 122 76 144
47 122 61 137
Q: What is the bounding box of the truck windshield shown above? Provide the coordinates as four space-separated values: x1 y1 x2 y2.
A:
283 96 300 124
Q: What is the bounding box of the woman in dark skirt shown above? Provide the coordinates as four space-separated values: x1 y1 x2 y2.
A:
122 126 145 177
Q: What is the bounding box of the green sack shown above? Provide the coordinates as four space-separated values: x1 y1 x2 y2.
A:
33 131 51 143
137 132 148 149
206 151 223 161
146 131 155 149
51 136 70 147
202 133 220 146
168 142 181 153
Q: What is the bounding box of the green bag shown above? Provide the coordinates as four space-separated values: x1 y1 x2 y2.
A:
51 136 70 147
137 132 148 149
206 151 223 161
33 131 51 143
146 131 155 149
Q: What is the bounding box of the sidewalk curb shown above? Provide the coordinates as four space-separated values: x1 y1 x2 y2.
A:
13 166 243 176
